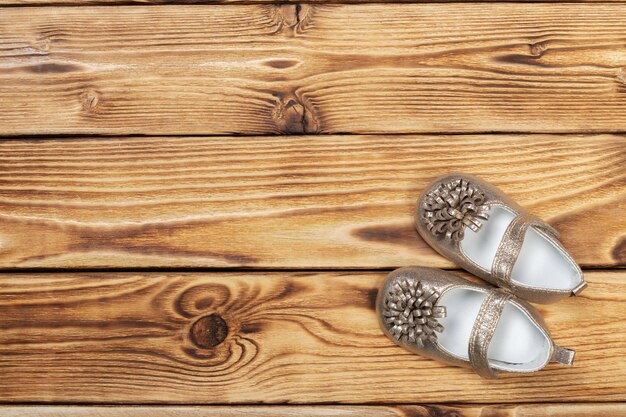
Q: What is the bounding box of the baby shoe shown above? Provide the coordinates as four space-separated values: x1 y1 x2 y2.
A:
377 266 576 378
415 173 586 304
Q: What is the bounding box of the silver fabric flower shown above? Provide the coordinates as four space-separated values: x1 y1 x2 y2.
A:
422 178 490 241
382 279 446 347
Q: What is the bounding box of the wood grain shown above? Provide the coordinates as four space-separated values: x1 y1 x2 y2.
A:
0 134 623 269
3 404 626 417
2 4 626 135
0 271 623 403
5 0 626 5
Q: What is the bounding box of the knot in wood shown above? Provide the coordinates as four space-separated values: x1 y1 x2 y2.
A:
30 37 50 55
272 95 306 134
528 41 547 57
81 89 100 114
190 313 228 348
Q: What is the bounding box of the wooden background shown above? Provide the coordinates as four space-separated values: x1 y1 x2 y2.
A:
0 1 625 416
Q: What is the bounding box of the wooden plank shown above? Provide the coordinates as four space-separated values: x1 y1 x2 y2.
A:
4 0 626 5
0 271 624 403
2 4 626 135
2 404 626 417
0 134 624 269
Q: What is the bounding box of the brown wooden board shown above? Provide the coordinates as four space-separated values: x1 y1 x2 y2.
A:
0 271 624 403
2 5 626 135
2 404 626 417
4 0 626 5
0 135 623 269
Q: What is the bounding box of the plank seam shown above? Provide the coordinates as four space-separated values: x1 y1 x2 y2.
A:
0 267 621 273
0 132 625 141
1 400 625 405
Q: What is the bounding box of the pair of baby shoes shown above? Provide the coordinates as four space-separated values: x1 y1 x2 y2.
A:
376 173 587 378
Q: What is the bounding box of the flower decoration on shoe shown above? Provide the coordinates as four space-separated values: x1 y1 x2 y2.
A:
422 178 490 241
382 278 446 347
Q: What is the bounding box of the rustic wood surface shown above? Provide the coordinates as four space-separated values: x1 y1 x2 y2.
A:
2 4 626 135
1 0 625 413
5 0 626 5
3 404 626 417
0 134 623 269
0 271 623 403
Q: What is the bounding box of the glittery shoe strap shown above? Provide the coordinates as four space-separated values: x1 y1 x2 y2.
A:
468 288 513 379
491 213 559 290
